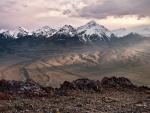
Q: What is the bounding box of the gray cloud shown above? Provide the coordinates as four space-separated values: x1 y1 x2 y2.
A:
0 0 149 29
63 9 71 15
77 0 150 19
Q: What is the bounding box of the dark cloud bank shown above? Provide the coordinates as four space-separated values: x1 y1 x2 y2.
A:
77 0 150 19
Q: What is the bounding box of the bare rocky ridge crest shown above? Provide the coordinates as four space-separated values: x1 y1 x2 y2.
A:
0 77 149 99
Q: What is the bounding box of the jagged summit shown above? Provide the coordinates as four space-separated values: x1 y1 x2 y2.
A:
86 20 98 27
0 29 14 38
84 20 109 31
12 27 32 38
59 25 76 33
56 25 77 37
33 26 57 38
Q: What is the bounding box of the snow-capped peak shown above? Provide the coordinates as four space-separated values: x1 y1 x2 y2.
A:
77 20 112 41
0 29 15 38
13 27 32 38
57 25 77 37
33 26 57 38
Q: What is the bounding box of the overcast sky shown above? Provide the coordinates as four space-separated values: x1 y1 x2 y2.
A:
0 0 150 30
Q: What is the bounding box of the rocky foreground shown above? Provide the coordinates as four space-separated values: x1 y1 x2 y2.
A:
0 77 150 113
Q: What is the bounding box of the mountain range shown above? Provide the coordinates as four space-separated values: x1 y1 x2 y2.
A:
0 21 150 88
0 21 149 44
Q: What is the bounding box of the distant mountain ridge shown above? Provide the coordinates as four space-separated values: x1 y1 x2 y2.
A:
112 26 150 37
0 21 149 44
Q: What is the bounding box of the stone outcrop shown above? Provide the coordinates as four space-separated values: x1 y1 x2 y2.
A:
0 77 148 99
56 77 139 96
